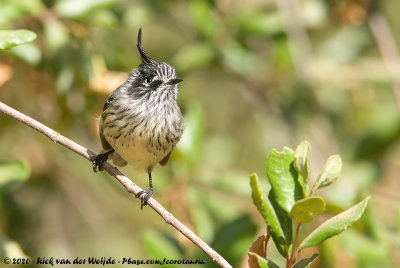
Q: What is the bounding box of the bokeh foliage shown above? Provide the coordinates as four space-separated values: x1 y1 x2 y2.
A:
0 0 400 267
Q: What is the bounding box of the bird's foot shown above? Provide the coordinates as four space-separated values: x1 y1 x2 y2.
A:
135 188 153 209
93 153 109 172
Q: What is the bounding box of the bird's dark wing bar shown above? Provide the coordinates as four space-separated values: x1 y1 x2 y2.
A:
137 28 157 64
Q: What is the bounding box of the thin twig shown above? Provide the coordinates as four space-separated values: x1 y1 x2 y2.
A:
0 101 232 268
288 222 302 268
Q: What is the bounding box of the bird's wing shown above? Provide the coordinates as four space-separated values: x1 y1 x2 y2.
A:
98 95 128 167
99 125 112 151
159 149 173 166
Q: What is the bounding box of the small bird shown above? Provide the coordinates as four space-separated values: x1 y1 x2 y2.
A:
93 28 185 209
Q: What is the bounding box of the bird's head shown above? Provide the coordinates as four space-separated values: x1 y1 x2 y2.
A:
127 28 182 102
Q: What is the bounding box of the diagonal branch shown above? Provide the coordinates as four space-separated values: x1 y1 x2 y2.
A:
0 101 232 268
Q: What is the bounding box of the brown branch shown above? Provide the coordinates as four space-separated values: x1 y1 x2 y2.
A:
0 101 232 268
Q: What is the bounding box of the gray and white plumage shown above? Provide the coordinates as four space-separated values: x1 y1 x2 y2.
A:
94 29 184 207
99 61 184 170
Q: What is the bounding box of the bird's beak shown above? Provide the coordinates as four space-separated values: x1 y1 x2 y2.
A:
168 78 183 85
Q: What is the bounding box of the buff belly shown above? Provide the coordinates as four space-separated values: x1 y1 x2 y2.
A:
104 129 172 170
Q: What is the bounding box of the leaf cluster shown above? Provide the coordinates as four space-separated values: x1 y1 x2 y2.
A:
249 141 369 268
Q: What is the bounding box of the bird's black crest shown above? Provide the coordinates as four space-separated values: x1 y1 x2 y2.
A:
137 28 157 64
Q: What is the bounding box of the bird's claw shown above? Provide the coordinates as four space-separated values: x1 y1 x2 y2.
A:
92 153 109 172
135 189 153 209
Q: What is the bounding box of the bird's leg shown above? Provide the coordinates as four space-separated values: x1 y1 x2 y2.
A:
93 149 115 172
135 171 154 209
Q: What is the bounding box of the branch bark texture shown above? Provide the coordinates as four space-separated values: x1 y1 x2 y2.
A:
0 101 231 268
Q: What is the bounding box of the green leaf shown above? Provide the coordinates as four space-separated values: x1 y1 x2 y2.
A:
311 155 342 193
294 141 311 185
267 147 303 212
289 196 326 223
248 253 280 268
250 174 287 254
292 253 319 268
0 30 37 49
0 160 30 190
298 197 370 250
268 191 292 254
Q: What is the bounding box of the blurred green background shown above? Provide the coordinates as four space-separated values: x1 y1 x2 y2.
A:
1 0 400 267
